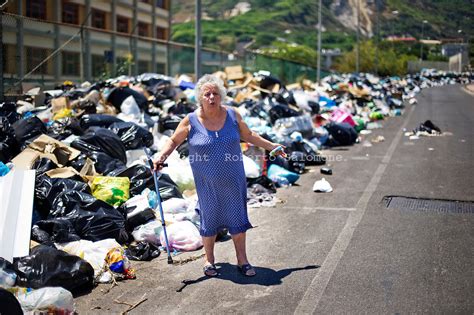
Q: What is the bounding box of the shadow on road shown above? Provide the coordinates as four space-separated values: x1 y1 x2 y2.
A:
176 263 319 292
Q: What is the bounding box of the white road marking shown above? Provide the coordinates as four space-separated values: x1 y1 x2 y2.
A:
294 105 416 314
282 206 356 212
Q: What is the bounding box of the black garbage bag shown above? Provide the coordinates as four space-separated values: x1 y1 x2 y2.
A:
416 120 442 134
76 99 97 114
106 86 148 111
35 219 81 243
0 288 23 315
0 102 21 124
109 165 183 200
68 152 126 176
268 104 300 124
71 127 127 164
259 75 283 98
31 225 56 247
308 100 320 115
325 122 358 147
274 88 296 106
32 157 59 175
287 151 306 174
50 190 128 243
126 208 156 231
290 141 326 165
13 245 94 294
47 117 85 140
176 141 189 158
34 174 91 218
0 117 20 163
246 175 277 193
267 155 290 171
124 241 160 261
109 121 153 150
149 80 175 103
12 116 47 146
158 114 183 133
80 114 124 129
167 99 197 116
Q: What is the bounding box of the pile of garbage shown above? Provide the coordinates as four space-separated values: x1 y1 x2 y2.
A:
0 65 472 312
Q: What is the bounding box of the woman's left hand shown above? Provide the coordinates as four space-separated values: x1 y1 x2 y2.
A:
269 144 288 158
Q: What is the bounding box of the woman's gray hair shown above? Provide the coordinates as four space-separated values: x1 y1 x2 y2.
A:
195 74 227 105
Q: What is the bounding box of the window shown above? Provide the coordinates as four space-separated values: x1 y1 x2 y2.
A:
26 47 48 75
62 51 80 76
91 9 106 29
138 60 149 74
26 0 46 19
138 22 149 37
62 2 79 24
156 0 167 9
2 45 7 74
156 62 165 75
156 27 166 40
117 16 129 33
91 55 105 78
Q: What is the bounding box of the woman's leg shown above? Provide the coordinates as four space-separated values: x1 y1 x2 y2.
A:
231 232 248 266
231 232 256 276
202 235 217 265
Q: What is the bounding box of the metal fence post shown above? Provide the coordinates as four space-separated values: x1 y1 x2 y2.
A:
0 9 4 102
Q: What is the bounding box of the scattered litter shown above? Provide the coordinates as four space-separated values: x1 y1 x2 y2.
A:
313 178 333 193
371 135 385 143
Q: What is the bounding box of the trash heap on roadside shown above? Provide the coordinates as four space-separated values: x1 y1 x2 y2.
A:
0 65 472 313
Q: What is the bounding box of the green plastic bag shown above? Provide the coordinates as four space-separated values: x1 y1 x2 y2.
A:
90 176 130 207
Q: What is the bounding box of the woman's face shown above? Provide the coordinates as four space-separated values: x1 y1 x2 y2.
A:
200 84 221 108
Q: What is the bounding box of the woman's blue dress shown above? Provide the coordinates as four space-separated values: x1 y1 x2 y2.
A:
188 107 252 236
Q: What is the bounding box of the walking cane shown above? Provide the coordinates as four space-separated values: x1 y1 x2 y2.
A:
144 147 173 264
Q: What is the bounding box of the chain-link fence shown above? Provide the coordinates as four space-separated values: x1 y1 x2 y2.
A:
1 10 327 100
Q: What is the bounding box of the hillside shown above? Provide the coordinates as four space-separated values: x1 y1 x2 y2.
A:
171 0 473 63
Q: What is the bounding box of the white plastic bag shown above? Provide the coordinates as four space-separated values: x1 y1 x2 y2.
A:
12 286 74 313
162 197 189 214
243 154 261 178
56 239 121 282
161 220 202 251
312 178 333 193
131 220 163 245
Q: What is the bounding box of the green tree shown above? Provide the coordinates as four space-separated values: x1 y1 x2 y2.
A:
334 40 417 76
260 41 318 67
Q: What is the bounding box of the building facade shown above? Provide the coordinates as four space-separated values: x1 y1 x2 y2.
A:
2 0 170 88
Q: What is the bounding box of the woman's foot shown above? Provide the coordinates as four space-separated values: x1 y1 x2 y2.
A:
203 264 218 277
237 263 256 277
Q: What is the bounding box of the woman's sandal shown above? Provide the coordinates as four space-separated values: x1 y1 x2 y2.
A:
237 264 256 277
203 264 218 277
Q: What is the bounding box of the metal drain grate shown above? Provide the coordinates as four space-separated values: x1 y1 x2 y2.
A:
383 196 474 214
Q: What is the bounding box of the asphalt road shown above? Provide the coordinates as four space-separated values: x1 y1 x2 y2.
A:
75 84 474 314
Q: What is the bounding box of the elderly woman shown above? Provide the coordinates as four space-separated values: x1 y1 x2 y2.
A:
154 74 285 277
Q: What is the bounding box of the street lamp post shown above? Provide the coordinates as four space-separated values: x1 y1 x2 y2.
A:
317 0 322 84
391 10 398 48
195 0 202 80
419 20 427 61
356 0 360 73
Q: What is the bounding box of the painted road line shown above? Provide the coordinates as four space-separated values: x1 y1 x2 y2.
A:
294 105 416 314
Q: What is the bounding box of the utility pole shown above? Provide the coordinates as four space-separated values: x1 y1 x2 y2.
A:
0 7 4 102
195 0 202 80
419 20 427 61
356 0 360 73
80 27 84 82
316 0 322 84
374 0 379 75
